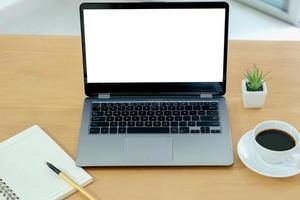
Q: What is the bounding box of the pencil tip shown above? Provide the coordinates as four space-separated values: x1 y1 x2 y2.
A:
46 162 61 174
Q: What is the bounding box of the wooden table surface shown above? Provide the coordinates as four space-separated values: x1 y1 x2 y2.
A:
1 35 300 200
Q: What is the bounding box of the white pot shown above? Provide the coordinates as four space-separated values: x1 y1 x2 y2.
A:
242 79 267 108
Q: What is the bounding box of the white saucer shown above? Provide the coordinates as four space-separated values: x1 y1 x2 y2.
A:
237 130 300 178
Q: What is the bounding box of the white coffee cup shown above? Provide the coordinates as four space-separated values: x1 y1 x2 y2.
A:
252 120 300 164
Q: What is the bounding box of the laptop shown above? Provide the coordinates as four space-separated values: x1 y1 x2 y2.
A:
76 2 233 166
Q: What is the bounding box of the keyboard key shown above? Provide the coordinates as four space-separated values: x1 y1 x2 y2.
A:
211 130 221 134
175 116 182 121
179 122 187 126
106 117 114 121
149 116 157 121
201 116 219 121
101 127 109 134
201 129 210 134
211 102 218 106
145 122 152 126
136 122 144 126
164 111 171 115
206 111 219 115
127 127 169 134
119 122 126 127
113 111 121 116
183 116 191 121
189 111 197 115
179 127 189 134
162 122 169 126
168 106 175 110
90 128 100 134
90 122 101 127
109 106 117 111
92 111 104 116
146 111 154 116
197 111 204 115
91 117 105 121
110 122 118 127
188 121 196 126
158 116 165 121
130 111 138 115
192 116 199 121
122 111 129 116
200 126 210 131
160 106 168 110
191 129 200 134
193 106 201 110
171 121 178 126
154 122 161 126
105 111 113 116
151 106 159 110
156 111 163 116
197 122 220 126
118 127 126 134
92 103 100 111
99 122 109 127
115 116 123 121
184 106 192 110
110 127 117 134
141 116 148 121
177 106 184 110
127 106 133 110
171 127 178 133
119 106 125 111
181 111 189 115
101 106 108 111
166 116 174 121
204 102 211 106
124 116 131 121
134 106 142 111
128 122 135 127
202 106 218 110
173 111 180 115
132 116 139 121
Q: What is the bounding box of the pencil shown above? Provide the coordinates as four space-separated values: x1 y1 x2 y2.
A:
46 162 97 200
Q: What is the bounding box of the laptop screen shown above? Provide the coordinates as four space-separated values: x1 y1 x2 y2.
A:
83 8 226 84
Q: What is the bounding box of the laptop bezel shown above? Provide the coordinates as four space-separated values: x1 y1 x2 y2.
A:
79 2 229 96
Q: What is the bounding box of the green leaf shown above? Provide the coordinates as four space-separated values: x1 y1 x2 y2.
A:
244 64 269 91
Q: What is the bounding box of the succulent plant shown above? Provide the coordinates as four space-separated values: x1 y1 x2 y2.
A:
244 65 269 91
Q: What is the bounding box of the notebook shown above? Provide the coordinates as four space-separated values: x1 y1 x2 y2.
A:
0 125 93 200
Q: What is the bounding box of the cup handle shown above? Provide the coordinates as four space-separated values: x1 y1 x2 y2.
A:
285 152 300 167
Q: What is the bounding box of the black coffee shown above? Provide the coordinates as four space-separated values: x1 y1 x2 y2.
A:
255 129 296 151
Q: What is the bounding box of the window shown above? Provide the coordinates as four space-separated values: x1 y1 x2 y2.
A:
259 0 287 11
235 0 300 27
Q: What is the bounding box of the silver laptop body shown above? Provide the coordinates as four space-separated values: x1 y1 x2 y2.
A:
76 2 233 166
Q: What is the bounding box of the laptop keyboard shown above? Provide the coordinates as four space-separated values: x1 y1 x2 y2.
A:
89 101 221 134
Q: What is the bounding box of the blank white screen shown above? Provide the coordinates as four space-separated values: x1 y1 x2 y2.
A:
83 9 225 83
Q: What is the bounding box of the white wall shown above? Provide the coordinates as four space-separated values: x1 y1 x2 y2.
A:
0 0 299 40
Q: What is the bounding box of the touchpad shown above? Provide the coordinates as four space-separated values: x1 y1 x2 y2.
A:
123 137 173 163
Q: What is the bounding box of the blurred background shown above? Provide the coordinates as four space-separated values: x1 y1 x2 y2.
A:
0 0 299 40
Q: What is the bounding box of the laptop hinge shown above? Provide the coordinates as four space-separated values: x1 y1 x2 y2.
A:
200 93 213 98
98 93 111 99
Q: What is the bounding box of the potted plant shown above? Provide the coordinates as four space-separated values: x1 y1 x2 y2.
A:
242 65 269 108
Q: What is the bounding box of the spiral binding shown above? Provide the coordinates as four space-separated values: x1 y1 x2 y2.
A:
0 179 20 200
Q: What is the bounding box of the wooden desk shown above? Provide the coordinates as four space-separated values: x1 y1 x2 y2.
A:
1 36 300 200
